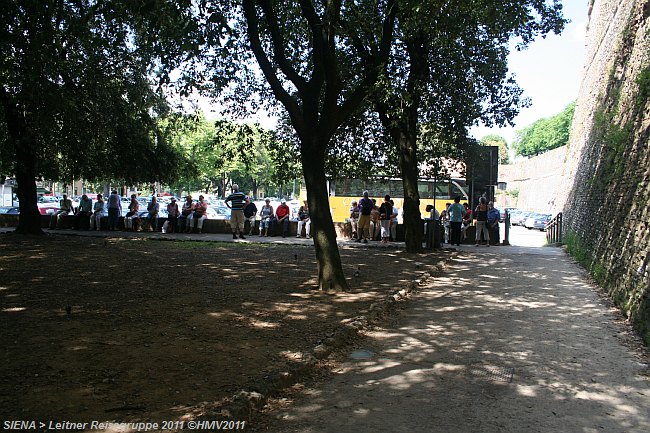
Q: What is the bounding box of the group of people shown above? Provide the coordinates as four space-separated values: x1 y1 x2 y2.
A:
441 196 501 246
48 191 207 233
345 191 501 247
254 196 311 239
348 191 397 244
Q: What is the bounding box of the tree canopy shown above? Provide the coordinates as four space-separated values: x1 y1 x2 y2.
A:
513 101 575 157
480 134 510 164
0 0 215 233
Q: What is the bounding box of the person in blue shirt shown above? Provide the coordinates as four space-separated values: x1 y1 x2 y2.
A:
447 196 466 246
487 201 501 246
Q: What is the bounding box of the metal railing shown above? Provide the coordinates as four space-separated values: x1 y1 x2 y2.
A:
546 212 563 244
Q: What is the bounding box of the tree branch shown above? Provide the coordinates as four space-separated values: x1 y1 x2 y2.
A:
242 0 305 135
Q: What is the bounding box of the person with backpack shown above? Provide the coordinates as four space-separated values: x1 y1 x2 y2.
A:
357 190 373 244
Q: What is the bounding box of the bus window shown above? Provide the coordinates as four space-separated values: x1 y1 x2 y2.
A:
418 181 432 199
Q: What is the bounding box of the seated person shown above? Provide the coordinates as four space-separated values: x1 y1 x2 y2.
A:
275 199 290 237
186 195 208 233
90 194 105 230
179 195 194 232
163 197 180 233
145 196 159 231
124 194 141 231
49 194 73 229
73 194 92 230
258 198 274 237
296 201 311 238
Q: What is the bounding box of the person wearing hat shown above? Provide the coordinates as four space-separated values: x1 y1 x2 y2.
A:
163 197 180 233
258 198 274 236
225 184 247 239
275 198 291 237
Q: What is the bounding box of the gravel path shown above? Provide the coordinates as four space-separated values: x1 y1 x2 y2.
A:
265 245 650 433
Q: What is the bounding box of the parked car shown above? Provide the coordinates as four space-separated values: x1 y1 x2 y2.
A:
0 206 20 215
510 210 532 226
210 206 231 220
38 205 60 216
524 213 552 231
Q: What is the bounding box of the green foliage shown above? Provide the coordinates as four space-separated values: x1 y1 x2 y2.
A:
480 134 510 164
564 230 590 268
513 102 576 157
635 67 650 112
0 0 206 186
166 113 291 197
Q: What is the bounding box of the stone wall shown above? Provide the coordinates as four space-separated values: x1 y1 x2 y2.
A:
556 0 650 343
497 145 567 212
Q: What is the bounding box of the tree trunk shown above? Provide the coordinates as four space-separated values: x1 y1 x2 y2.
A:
15 140 44 235
398 129 423 253
301 142 349 291
0 88 43 235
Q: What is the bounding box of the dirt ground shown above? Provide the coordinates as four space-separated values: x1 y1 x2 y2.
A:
0 233 444 427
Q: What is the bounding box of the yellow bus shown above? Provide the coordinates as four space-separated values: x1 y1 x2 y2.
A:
327 178 469 223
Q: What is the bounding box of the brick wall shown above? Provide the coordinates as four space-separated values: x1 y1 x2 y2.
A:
556 0 650 343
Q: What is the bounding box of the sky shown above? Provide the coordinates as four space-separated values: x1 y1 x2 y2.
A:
201 2 589 145
470 1 588 144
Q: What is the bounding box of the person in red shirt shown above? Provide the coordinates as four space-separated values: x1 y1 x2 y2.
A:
275 199 291 237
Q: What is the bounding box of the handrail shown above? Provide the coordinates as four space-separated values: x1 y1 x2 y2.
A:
546 212 563 244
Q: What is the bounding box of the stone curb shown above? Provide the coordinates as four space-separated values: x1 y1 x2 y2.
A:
206 256 451 423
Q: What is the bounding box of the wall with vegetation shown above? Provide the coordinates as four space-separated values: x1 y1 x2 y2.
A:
558 0 650 344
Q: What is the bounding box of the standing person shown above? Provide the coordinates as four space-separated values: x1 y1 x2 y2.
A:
487 201 501 246
90 193 105 231
357 191 373 244
163 197 180 233
107 190 121 231
461 202 473 241
145 196 159 231
275 199 291 237
224 184 246 239
296 200 311 238
349 200 359 240
179 195 194 233
474 196 490 247
378 195 393 244
258 198 274 237
49 194 74 229
124 194 140 231
188 194 208 233
243 197 258 236
370 199 380 241
448 196 465 246
73 194 92 230
389 200 398 242
442 203 452 244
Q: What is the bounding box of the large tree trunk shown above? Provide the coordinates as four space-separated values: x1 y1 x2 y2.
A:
15 140 44 235
301 141 349 291
398 127 423 253
0 89 43 235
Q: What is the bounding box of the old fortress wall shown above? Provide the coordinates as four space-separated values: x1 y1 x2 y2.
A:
560 0 650 342
499 0 649 342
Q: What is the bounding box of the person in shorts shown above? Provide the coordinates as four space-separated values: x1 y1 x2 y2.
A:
225 184 246 239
